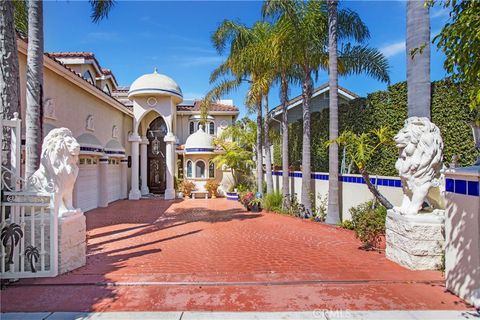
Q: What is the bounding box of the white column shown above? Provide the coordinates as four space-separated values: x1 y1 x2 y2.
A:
164 133 176 200
140 136 149 195
120 157 128 199
98 156 109 207
128 133 142 200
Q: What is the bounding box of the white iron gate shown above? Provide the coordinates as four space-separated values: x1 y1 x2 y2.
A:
1 191 58 278
1 113 58 279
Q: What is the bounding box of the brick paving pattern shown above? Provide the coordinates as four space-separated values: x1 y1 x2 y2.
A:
1 199 472 312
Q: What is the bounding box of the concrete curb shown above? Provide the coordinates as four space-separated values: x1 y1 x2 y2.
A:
2 310 479 320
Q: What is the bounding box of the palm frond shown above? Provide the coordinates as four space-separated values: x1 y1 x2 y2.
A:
89 0 115 23
338 44 390 83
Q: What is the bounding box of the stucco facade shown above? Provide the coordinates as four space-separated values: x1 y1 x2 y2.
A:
15 38 238 211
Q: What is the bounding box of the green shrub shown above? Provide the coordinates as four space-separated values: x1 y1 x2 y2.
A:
349 200 387 249
262 192 283 212
337 220 354 230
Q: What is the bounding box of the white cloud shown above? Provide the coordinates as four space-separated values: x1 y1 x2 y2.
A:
431 7 449 19
380 41 406 58
175 55 223 67
182 92 205 99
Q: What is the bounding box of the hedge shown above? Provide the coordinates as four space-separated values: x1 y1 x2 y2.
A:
273 78 478 175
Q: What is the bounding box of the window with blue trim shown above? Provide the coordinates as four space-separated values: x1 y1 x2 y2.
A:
195 160 206 178
208 161 215 178
209 122 215 135
186 160 193 178
189 121 195 134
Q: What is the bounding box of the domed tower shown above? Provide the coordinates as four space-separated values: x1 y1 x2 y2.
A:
127 69 183 200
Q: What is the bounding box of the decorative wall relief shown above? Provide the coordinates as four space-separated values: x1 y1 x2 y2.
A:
86 115 95 131
44 98 56 120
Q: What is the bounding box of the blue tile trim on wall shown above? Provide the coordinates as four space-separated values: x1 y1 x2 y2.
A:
446 178 480 197
80 146 103 153
105 150 126 155
272 171 402 188
185 148 215 153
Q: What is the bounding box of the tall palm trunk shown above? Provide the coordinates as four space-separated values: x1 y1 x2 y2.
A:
280 75 290 209
256 103 263 193
0 0 21 171
326 0 340 224
406 0 430 119
301 69 313 212
263 94 273 194
25 0 43 178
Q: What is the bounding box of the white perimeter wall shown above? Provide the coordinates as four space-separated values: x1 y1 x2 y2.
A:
269 171 403 221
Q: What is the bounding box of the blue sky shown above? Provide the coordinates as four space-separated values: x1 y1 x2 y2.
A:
44 1 451 118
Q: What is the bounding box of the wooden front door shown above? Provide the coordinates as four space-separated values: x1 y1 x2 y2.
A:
147 117 168 194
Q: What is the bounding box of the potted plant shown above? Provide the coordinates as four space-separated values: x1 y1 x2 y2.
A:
179 180 195 199
241 192 255 210
249 198 262 212
205 180 220 198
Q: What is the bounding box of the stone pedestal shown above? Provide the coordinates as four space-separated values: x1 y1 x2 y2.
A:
58 212 86 274
386 209 445 270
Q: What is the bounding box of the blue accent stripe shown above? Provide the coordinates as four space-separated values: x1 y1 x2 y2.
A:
185 148 215 153
80 146 103 153
105 150 126 155
128 87 183 98
446 178 479 197
272 170 402 188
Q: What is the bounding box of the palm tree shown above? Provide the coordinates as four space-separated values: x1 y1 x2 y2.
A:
1 0 22 177
264 0 390 217
208 20 277 194
1 223 23 265
406 0 430 118
326 0 340 224
24 0 116 178
25 0 44 178
24 245 40 273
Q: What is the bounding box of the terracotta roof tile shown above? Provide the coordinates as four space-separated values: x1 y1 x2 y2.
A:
177 100 239 112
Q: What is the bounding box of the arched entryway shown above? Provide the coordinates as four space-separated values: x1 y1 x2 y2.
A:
147 116 167 194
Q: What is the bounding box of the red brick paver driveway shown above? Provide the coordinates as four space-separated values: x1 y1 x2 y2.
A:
1 199 471 312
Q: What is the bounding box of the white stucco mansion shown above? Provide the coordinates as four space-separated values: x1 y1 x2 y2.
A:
14 37 239 212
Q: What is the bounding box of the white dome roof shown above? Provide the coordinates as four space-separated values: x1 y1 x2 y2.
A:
128 69 183 103
185 125 214 154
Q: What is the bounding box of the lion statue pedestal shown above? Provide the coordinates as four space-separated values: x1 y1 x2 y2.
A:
386 117 446 270
28 128 87 274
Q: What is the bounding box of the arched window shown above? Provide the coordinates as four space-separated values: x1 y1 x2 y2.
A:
83 70 94 84
195 160 206 178
186 160 193 178
208 121 215 135
189 121 195 134
208 161 215 178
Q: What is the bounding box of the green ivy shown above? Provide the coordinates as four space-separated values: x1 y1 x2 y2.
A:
274 78 478 175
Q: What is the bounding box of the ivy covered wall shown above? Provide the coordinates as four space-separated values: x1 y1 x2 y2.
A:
274 79 478 176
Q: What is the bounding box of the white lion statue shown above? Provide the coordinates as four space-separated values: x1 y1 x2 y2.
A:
394 117 444 215
28 128 81 218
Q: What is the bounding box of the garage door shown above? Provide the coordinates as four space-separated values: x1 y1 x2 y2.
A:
76 157 99 212
107 158 122 203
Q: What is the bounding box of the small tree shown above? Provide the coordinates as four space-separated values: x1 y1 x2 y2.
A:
212 118 256 187
329 127 394 209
